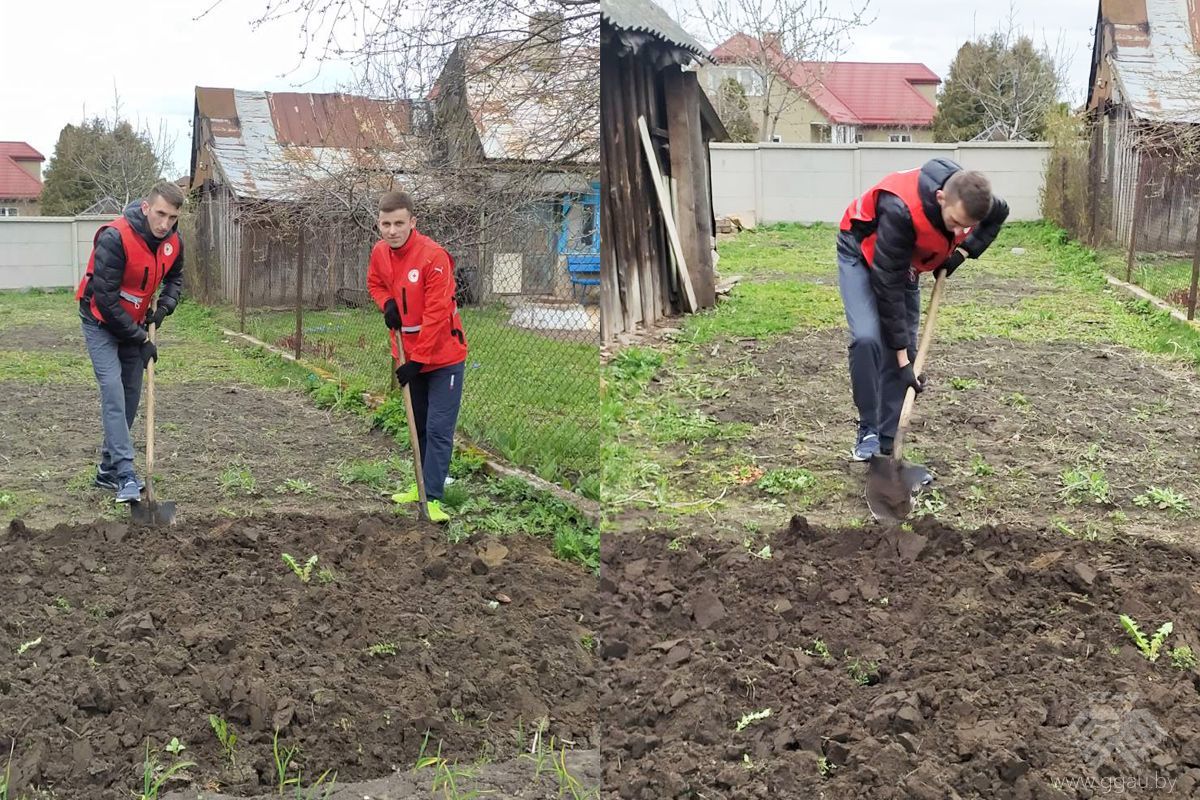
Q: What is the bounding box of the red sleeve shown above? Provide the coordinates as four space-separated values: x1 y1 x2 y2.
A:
366 244 393 311
407 249 453 364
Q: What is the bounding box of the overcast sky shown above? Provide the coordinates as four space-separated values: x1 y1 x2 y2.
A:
0 0 357 177
2 0 1099 181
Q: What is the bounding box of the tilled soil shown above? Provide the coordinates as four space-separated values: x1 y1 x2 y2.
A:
601 517 1200 799
1 513 599 798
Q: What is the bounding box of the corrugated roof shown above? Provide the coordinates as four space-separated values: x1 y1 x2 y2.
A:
601 0 709 58
0 142 43 199
195 87 420 199
713 34 938 126
1105 0 1200 121
462 38 599 163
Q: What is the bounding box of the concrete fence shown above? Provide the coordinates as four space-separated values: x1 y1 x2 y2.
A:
0 216 112 291
709 142 1052 225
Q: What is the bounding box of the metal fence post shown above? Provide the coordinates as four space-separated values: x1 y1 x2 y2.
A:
1127 155 1144 284
295 227 305 361
1190 209 1200 321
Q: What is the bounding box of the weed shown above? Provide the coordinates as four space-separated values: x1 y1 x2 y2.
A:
164 737 186 757
274 478 317 495
1004 392 1031 410
1119 615 1173 662
1170 646 1197 671
913 489 947 517
272 730 301 795
734 708 772 732
366 642 398 657
16 637 41 656
1133 486 1191 514
336 457 402 490
317 567 336 584
970 454 994 477
805 639 834 663
137 739 195 800
818 756 836 777
845 652 881 686
949 377 980 390
0 493 12 509
53 596 71 612
756 467 816 496
209 714 238 765
413 734 485 799
1059 468 1113 505
580 634 596 653
219 461 257 496
282 553 319 583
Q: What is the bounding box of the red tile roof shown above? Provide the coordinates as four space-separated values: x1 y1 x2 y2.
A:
0 141 44 199
712 34 939 126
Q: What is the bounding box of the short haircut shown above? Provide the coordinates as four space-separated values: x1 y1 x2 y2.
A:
148 180 185 209
944 170 992 221
378 190 416 216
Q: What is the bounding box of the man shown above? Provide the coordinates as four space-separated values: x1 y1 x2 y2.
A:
367 190 468 523
838 158 1009 461
76 181 186 503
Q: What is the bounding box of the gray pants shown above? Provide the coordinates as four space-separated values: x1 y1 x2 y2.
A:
409 361 465 500
837 249 920 445
81 316 144 478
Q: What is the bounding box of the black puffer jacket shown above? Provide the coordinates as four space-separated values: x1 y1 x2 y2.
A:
79 200 185 341
839 157 1010 351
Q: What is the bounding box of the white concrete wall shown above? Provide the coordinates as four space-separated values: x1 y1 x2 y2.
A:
710 142 1052 224
0 216 110 290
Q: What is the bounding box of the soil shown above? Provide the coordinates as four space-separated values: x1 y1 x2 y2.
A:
658 330 1200 546
0 379 398 527
601 516 1200 799
1 513 599 799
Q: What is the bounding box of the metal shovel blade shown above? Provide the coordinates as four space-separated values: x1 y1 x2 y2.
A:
865 455 935 524
130 498 177 526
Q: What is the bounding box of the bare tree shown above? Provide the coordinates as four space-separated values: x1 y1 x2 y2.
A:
688 0 872 141
76 89 177 205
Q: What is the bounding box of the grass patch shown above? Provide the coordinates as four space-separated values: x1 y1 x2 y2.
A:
685 282 843 344
715 223 835 277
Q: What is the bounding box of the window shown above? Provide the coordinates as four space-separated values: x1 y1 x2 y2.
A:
833 125 857 144
888 133 913 143
770 134 783 143
711 66 765 97
0 207 18 217
811 123 832 143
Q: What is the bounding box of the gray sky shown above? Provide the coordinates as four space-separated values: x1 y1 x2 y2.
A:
675 0 1098 104
0 0 357 178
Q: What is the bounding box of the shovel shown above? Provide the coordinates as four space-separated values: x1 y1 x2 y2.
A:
131 300 177 526
391 330 430 521
865 270 947 523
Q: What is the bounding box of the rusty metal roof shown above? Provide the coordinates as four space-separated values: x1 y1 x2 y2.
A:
194 87 418 199
601 0 709 59
1106 0 1200 121
462 38 599 163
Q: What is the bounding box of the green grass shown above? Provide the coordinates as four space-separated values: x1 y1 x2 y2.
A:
211 303 599 487
715 223 835 277
685 282 843 344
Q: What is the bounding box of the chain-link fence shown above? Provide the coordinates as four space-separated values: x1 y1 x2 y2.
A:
184 194 600 496
1043 116 1200 320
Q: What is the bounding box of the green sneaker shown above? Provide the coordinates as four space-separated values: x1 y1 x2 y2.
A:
391 483 419 503
426 499 451 523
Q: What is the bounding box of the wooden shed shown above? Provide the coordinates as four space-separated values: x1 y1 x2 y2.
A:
600 0 728 343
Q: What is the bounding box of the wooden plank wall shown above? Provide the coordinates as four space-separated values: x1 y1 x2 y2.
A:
600 37 719 342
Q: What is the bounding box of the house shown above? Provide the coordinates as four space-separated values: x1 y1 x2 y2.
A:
1087 0 1200 250
430 18 600 308
707 33 939 143
188 87 421 307
0 142 45 216
601 0 729 342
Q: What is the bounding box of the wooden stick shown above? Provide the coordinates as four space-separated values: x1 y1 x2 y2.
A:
892 271 947 458
392 329 429 521
638 115 698 313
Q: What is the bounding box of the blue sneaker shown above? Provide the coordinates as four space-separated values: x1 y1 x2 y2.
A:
851 431 880 461
115 476 143 504
95 468 144 493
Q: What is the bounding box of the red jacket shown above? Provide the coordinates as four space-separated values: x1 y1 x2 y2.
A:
75 216 181 326
841 168 969 274
366 230 468 369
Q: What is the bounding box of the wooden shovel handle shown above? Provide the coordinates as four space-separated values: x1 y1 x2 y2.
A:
391 329 429 520
892 270 947 458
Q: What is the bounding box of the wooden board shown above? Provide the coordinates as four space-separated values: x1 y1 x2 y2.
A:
637 115 698 313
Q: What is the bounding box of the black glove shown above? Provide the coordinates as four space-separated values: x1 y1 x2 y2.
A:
383 299 402 330
147 304 170 330
139 340 158 367
395 360 424 386
938 247 967 278
899 362 926 394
